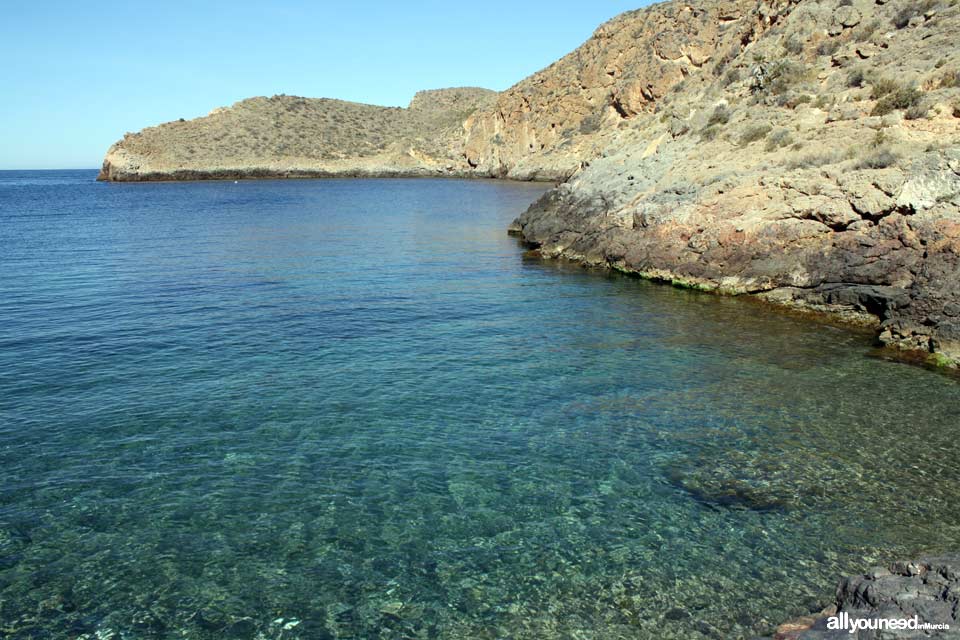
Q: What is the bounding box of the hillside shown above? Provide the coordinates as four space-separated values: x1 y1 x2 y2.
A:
498 0 960 366
97 88 496 180
99 0 960 366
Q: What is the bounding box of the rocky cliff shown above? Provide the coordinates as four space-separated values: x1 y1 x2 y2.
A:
502 0 960 365
100 0 960 364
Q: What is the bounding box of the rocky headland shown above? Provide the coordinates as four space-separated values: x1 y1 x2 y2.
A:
99 0 960 366
97 87 498 181
503 0 960 368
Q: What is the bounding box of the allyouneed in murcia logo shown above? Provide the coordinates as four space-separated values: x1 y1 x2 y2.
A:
827 611 951 634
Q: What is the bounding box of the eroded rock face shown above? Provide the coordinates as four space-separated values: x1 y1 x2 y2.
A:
462 0 782 179
509 0 960 363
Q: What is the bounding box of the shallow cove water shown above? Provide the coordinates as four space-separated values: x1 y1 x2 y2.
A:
1 170 959 639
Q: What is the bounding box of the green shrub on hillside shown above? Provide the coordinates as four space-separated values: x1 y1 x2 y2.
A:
740 124 772 146
872 86 923 116
814 95 835 109
893 0 938 29
700 125 721 142
769 62 807 95
783 37 804 55
855 148 899 169
706 105 732 127
785 151 844 170
855 19 880 41
817 39 841 57
905 102 930 120
724 69 741 87
764 128 793 151
871 77 900 99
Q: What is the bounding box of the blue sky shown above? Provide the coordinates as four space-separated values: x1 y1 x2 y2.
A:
0 1 647 169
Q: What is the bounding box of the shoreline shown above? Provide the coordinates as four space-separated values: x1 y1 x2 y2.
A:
99 166 960 376
96 171 558 185
512 234 960 375
96 167 543 183
767 556 959 639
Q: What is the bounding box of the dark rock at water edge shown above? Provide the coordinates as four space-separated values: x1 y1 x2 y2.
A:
770 556 960 638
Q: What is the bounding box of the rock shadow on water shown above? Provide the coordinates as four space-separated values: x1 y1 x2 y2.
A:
663 450 834 514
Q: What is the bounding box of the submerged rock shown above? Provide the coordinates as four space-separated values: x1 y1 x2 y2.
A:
665 452 819 513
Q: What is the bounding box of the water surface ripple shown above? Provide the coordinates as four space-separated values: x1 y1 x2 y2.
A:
1 171 959 639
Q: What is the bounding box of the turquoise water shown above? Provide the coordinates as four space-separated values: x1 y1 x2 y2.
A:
1 170 959 639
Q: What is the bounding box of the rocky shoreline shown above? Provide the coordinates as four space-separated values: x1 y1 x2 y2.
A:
96 166 495 182
768 556 959 639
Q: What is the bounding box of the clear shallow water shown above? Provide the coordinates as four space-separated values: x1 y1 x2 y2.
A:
1 170 959 639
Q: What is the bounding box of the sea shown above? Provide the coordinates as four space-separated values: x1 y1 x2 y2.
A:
1 170 958 639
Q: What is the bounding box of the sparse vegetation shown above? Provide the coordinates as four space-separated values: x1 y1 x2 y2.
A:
783 37 805 55
871 76 900 99
104 88 499 169
816 39 841 57
711 46 739 77
774 93 813 109
892 7 914 29
814 95 835 109
847 69 866 88
761 61 810 96
740 124 772 146
871 85 924 116
706 105 732 127
785 150 845 170
700 125 721 142
764 128 794 151
941 70 960 88
724 69 741 87
892 0 938 29
854 19 880 41
855 147 899 169
905 102 930 120
579 111 603 135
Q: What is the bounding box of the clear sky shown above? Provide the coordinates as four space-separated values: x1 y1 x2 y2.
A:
0 1 649 170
